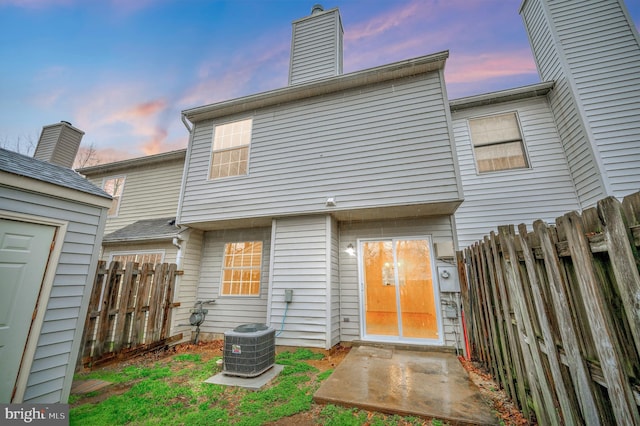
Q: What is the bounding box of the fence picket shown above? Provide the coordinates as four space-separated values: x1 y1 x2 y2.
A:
460 191 640 424
79 261 181 369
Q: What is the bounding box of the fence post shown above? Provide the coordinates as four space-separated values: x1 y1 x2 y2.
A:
561 211 640 425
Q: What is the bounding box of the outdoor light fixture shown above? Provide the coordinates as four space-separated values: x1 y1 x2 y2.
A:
326 197 337 207
345 243 356 256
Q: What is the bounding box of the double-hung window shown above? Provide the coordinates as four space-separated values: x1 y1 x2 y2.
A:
102 176 126 217
469 112 529 173
220 241 262 296
210 118 252 179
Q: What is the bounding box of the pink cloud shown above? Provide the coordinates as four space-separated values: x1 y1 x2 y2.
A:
445 50 538 83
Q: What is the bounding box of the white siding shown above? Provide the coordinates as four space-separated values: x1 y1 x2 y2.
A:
289 8 342 85
338 216 457 347
197 227 271 334
521 0 640 205
452 97 580 247
0 185 106 403
181 73 460 225
269 216 330 348
84 156 183 235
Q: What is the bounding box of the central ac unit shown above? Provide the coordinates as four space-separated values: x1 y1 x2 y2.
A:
223 323 275 377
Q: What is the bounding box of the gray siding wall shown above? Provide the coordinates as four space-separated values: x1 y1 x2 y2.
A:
330 217 340 347
171 228 203 342
338 216 459 348
181 73 460 224
84 157 183 235
289 8 342 85
1 185 105 403
197 227 271 334
34 123 83 169
268 215 331 348
521 0 640 206
452 97 581 248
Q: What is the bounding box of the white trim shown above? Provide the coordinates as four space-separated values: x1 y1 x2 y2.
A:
1 210 67 403
108 249 166 263
325 215 332 350
357 235 444 346
101 175 126 217
0 172 112 209
266 219 277 327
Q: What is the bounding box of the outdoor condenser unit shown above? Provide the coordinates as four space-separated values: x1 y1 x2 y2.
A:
223 323 275 378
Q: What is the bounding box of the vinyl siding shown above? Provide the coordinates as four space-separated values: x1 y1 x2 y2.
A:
197 227 271 334
181 72 460 225
84 157 183 235
452 97 580 248
0 185 106 403
521 0 640 206
338 216 456 347
289 8 342 85
330 217 340 347
171 228 203 342
269 216 330 348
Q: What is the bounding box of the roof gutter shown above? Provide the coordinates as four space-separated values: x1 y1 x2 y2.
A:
182 51 449 123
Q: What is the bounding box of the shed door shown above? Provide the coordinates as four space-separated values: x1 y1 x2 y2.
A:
361 238 440 343
0 219 56 402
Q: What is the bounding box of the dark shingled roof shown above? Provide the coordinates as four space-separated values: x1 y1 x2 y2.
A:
103 217 179 243
0 148 111 199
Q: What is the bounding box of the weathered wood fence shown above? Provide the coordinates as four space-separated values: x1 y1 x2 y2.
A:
79 261 183 368
458 192 640 425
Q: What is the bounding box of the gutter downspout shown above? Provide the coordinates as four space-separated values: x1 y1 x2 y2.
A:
176 113 193 226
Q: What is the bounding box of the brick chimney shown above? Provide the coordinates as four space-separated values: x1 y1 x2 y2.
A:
33 121 84 168
288 4 344 85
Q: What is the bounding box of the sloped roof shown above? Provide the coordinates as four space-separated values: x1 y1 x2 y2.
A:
103 217 180 243
0 148 111 199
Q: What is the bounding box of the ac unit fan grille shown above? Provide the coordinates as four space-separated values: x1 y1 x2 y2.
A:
223 325 275 377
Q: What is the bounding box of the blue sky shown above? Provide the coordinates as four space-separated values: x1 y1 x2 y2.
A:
1 0 639 163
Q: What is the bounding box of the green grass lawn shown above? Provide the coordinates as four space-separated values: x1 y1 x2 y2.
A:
70 348 446 425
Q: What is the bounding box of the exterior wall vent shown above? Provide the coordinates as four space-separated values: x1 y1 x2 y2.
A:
223 323 275 377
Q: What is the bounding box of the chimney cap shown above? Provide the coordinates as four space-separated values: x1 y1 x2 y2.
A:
60 120 73 126
311 4 324 14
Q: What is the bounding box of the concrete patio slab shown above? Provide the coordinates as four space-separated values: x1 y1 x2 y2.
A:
204 364 284 390
314 346 498 425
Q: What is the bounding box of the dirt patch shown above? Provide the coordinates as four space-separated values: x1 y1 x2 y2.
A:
458 356 532 426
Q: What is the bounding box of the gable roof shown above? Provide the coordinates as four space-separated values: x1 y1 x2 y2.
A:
182 51 449 123
102 217 180 243
0 148 111 199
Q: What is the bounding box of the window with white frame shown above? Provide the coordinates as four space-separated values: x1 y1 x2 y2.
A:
102 176 126 217
209 118 252 179
469 112 529 173
220 241 262 296
110 251 165 265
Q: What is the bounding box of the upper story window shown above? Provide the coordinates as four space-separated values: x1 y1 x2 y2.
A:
209 118 252 179
469 112 529 173
102 176 126 217
220 241 262 296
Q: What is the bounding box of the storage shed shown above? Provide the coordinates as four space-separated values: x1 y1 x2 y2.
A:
0 147 111 403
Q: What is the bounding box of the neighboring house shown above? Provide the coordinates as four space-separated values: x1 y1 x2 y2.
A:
72 0 640 352
0 122 111 403
77 149 201 339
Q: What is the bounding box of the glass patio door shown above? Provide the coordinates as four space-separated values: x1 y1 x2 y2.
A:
361 238 439 342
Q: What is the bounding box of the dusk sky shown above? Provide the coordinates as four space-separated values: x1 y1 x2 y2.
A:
1 0 639 164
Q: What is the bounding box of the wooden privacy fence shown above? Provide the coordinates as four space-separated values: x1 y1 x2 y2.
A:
79 261 183 368
458 191 640 425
